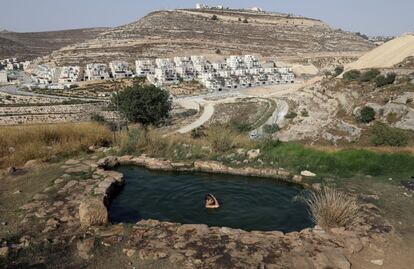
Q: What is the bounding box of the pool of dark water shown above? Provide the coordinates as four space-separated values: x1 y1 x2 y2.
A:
109 166 313 232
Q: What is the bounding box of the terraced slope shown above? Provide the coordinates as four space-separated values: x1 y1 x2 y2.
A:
0 28 108 60
47 9 375 65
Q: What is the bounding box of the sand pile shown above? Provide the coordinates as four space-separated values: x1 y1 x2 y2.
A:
345 33 414 71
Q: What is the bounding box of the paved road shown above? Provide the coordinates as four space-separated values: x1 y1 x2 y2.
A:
176 103 215 134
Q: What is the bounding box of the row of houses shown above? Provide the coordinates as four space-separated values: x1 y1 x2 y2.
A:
27 55 295 92
138 55 295 91
0 58 31 71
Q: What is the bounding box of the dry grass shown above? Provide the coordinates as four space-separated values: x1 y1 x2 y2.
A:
0 123 113 168
302 187 361 229
206 124 253 152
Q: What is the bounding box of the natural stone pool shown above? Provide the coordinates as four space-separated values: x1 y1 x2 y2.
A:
109 166 313 232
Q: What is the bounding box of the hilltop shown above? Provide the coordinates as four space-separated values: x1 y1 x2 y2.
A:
0 28 108 60
45 8 375 66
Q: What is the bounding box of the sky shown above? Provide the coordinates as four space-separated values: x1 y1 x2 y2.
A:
0 0 413 36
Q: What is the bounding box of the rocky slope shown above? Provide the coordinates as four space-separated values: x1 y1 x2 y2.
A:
46 9 375 66
0 28 107 60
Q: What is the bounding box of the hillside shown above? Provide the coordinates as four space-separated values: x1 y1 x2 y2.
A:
0 28 108 60
345 33 414 71
46 9 375 66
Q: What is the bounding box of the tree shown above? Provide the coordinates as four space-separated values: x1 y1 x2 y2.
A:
243 18 248 23
211 15 218 20
358 106 375 123
111 84 171 127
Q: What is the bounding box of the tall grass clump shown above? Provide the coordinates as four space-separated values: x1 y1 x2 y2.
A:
302 187 361 229
206 124 252 153
0 123 113 168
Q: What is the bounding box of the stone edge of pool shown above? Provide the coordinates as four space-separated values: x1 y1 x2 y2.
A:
75 154 394 268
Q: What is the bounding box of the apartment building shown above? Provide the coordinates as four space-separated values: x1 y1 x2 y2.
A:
84 64 110 81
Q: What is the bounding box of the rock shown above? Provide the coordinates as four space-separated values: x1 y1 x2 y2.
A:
0 246 9 258
247 149 261 159
344 237 363 253
301 170 316 177
79 198 108 228
312 183 322 191
24 159 39 169
77 238 95 260
65 159 80 165
65 165 90 174
401 180 414 191
313 249 350 269
122 248 136 257
33 193 48 200
292 175 303 183
97 156 119 170
370 259 384 266
12 190 21 195
54 178 64 185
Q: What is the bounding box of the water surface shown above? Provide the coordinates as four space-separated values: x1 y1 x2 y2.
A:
109 166 313 232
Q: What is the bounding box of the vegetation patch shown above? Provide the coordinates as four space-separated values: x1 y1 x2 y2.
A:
0 123 112 168
370 122 409 147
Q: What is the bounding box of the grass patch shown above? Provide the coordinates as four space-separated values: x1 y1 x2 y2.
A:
260 141 414 178
0 123 113 168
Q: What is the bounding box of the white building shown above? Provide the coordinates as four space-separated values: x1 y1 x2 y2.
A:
226 56 244 70
58 66 80 83
84 64 110 81
135 59 155 77
32 65 56 84
109 61 133 79
0 70 7 83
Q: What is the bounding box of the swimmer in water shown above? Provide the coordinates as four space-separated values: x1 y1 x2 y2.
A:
205 194 220 209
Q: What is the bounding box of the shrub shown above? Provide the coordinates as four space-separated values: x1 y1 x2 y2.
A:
211 15 218 20
359 69 380 82
301 187 361 229
263 124 279 134
91 113 106 123
358 106 376 123
243 18 248 23
191 127 206 139
301 109 309 117
333 66 344 77
206 125 236 152
376 73 396 87
229 120 251 133
370 122 408 147
343 70 361 82
285 111 297 119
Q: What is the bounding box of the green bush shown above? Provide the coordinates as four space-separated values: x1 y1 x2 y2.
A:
334 66 344 77
285 111 298 119
90 113 106 123
376 73 396 87
370 122 408 147
359 69 380 82
263 124 279 134
358 106 375 123
343 70 361 82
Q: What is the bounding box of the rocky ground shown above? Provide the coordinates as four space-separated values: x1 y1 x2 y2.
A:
0 153 402 269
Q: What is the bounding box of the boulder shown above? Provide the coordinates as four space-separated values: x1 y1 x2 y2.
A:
247 149 260 159
301 170 316 177
24 160 39 169
77 237 95 260
79 198 108 228
0 246 9 258
97 156 119 170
